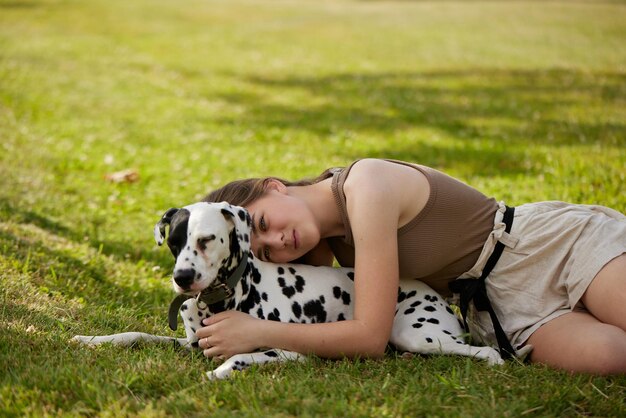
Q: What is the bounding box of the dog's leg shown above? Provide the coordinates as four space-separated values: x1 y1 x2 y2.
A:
391 317 504 365
206 349 304 380
72 332 189 347
392 282 504 365
405 337 504 366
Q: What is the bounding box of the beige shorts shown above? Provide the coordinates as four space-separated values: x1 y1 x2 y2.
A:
458 201 626 353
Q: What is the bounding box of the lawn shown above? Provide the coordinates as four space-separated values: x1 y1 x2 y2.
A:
1 0 625 416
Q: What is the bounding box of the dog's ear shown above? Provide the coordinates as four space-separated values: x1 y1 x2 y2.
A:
154 208 180 245
220 207 234 219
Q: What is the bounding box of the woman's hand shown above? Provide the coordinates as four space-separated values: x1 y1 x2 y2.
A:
196 310 263 359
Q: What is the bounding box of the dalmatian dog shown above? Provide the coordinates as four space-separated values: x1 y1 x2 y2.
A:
74 201 503 379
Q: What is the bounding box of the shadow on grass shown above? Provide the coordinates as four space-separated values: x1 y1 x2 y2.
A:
216 68 624 150
0 222 171 307
0 1 41 9
0 198 173 268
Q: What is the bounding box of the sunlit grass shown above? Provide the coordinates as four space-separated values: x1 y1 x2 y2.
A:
1 0 625 415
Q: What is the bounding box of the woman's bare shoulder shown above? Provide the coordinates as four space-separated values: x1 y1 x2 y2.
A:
343 159 430 228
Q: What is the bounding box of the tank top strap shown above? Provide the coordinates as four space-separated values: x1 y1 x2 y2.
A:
331 159 365 246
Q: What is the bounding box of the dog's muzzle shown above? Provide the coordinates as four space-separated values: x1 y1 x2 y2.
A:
174 268 196 290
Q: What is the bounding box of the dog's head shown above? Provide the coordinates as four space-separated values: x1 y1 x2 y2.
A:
154 201 253 294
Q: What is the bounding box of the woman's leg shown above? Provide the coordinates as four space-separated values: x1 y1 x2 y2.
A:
526 311 626 374
580 253 626 330
526 254 626 374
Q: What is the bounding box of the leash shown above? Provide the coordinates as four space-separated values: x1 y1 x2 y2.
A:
449 206 516 359
168 252 249 331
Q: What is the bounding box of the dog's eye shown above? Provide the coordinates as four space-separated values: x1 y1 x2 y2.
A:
198 235 216 250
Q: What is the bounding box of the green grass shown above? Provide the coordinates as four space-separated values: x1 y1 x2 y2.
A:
1 0 625 416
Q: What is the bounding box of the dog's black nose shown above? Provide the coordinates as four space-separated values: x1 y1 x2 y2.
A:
173 268 196 289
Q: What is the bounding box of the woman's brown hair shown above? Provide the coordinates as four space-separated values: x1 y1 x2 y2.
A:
203 167 341 207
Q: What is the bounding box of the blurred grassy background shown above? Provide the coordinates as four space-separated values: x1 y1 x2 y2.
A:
1 0 625 416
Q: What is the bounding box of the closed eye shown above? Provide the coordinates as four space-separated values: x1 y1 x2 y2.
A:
256 245 271 262
251 214 267 235
198 234 216 250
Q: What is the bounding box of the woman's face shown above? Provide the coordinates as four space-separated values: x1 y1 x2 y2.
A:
245 188 320 263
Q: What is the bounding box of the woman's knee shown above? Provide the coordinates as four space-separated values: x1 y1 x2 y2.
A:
527 313 626 374
580 330 626 374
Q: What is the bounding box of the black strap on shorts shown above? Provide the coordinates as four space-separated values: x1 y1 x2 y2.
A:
448 205 516 360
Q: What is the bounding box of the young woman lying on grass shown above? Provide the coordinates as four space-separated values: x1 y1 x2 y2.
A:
195 158 626 374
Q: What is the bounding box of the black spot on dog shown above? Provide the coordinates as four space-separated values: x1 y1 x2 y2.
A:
446 306 455 315
333 286 342 299
426 337 433 343
239 284 261 313
262 292 268 302
256 307 265 319
250 265 262 284
264 350 278 358
303 299 327 323
237 209 246 221
424 306 436 312
406 291 417 299
418 317 426 322
268 308 281 322
443 330 452 335
412 323 423 328
282 286 296 298
181 305 188 311
292 302 302 319
295 276 305 292
341 291 350 305
278 277 286 287
288 267 296 275
337 313 346 321
278 267 285 275
404 308 415 315
410 300 422 308
427 318 440 324
347 272 354 281
397 291 406 303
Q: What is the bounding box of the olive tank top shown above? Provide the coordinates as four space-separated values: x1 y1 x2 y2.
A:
327 159 498 296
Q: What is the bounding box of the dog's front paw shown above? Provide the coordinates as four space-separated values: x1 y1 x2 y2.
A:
482 347 505 366
206 358 250 380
